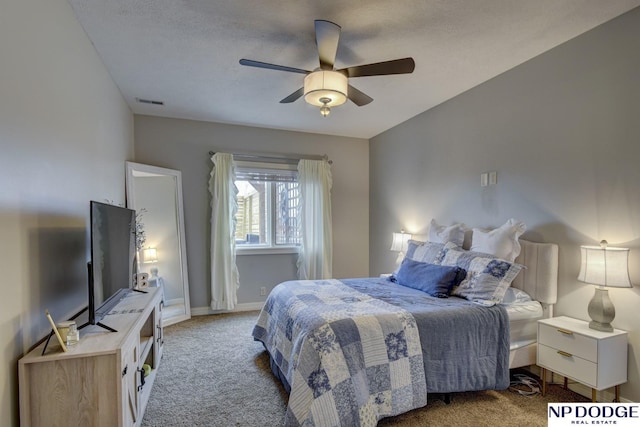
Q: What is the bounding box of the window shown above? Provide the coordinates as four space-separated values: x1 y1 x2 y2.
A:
234 163 300 252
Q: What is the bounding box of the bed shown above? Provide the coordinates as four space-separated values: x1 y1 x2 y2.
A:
252 239 558 427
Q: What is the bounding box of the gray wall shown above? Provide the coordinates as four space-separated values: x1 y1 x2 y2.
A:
0 0 134 425
133 116 369 312
370 8 640 401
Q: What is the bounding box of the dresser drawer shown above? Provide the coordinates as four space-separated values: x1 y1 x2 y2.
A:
538 344 597 387
538 323 597 362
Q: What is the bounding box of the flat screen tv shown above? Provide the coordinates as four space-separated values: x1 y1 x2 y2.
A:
87 201 137 330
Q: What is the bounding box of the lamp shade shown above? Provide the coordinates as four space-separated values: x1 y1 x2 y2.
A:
577 244 631 288
303 71 348 107
390 232 411 253
143 247 158 264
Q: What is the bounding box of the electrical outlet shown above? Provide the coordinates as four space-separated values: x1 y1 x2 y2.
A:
260 287 266 296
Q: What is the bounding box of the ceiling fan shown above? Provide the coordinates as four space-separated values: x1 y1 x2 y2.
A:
239 20 415 117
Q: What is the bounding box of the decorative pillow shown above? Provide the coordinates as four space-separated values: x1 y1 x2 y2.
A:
470 218 526 262
395 258 465 298
428 219 465 246
406 239 445 263
392 240 445 278
500 287 533 304
438 242 524 306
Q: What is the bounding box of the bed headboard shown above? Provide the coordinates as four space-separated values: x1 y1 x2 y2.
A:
512 240 558 311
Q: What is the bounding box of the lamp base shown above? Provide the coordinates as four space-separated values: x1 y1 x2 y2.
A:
588 320 613 333
395 252 405 269
587 287 615 332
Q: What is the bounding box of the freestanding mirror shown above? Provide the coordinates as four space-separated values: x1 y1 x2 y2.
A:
126 161 191 326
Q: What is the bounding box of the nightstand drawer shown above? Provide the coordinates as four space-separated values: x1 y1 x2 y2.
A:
538 344 597 387
538 323 597 362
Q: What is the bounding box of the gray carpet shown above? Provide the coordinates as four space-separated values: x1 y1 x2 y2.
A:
142 311 588 427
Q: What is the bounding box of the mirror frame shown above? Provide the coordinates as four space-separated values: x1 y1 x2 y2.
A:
125 161 191 326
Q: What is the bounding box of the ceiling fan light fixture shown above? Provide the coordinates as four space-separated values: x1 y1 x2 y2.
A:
240 20 415 110
320 99 331 117
303 71 347 108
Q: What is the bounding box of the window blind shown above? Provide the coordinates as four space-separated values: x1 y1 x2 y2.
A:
235 161 298 183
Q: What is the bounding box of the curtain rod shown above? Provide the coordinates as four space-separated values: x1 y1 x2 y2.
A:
208 151 332 165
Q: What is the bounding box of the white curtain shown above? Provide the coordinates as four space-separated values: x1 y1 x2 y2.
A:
209 153 239 310
297 159 333 280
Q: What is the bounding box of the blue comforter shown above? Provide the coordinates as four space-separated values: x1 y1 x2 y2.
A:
252 277 509 426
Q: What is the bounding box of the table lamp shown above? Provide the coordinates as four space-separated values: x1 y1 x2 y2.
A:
577 240 632 332
390 230 411 268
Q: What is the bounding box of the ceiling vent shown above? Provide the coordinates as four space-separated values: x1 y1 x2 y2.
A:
136 98 164 106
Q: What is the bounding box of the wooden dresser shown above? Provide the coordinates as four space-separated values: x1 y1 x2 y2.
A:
19 288 163 427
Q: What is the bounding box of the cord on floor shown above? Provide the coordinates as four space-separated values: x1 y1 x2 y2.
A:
509 373 541 396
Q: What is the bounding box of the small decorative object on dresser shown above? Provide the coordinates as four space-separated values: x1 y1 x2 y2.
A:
537 316 627 402
148 267 166 302
44 310 67 353
135 272 149 289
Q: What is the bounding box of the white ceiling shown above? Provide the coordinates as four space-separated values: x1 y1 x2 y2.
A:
67 0 640 139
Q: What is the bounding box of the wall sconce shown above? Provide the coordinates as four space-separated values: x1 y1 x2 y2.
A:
577 240 632 332
143 247 158 264
390 230 412 267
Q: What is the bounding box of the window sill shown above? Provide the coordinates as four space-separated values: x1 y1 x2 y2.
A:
236 246 300 256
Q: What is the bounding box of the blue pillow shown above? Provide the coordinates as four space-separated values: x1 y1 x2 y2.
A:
395 258 465 298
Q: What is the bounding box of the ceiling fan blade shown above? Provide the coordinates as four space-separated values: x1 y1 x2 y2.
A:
338 57 415 78
280 88 304 104
315 20 341 70
239 59 310 75
347 85 373 106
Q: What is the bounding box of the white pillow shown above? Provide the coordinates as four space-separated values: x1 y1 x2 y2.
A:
428 219 465 246
470 218 526 262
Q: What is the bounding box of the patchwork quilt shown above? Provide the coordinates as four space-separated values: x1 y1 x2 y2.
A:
252 278 509 427
253 279 426 426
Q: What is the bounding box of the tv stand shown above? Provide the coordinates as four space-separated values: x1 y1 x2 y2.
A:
19 287 163 427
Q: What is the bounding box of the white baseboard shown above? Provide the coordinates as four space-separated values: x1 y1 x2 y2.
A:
190 302 264 316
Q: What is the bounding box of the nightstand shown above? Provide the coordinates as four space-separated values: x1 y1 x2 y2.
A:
537 316 627 402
